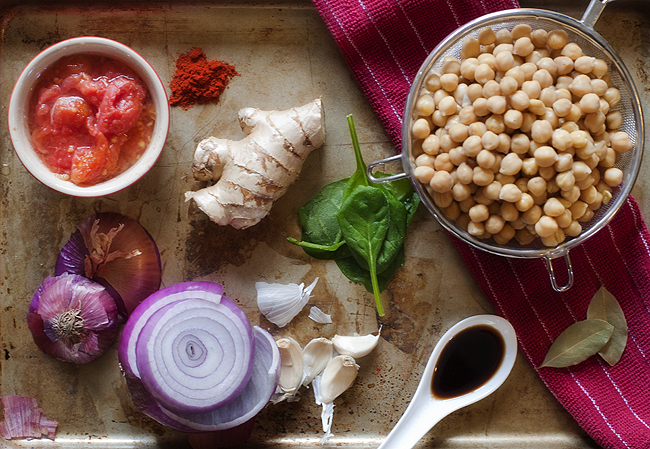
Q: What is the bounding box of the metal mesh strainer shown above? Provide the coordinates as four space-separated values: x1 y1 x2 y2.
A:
368 1 644 291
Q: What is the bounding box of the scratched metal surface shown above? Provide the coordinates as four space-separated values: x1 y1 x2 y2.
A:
0 0 648 447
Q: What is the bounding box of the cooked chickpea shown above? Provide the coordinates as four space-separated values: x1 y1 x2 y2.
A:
486 114 506 134
533 69 553 89
604 167 623 186
580 185 598 204
535 215 559 237
552 98 572 118
430 170 453 193
606 110 623 130
412 118 431 139
579 93 600 114
415 95 435 116
554 152 573 172
478 27 497 45
476 149 496 169
520 62 538 81
497 152 522 176
543 197 565 217
593 59 608 78
604 87 621 107
414 165 435 184
461 135 483 157
513 37 534 57
547 30 568 50
499 183 522 202
422 134 440 155
483 180 502 200
521 205 543 225
449 123 469 143
552 129 573 152
485 96 506 115
530 29 548 47
474 63 496 84
441 56 461 75
510 90 531 111
555 75 573 90
461 36 480 59
481 131 500 151
438 96 459 116
503 109 523 129
584 111 606 134
579 208 595 223
467 220 485 237
574 56 595 74
493 43 514 56
452 182 472 202
569 75 594 97
453 84 468 104
531 121 553 144
455 162 474 184
448 146 467 165
540 87 557 107
516 192 534 212
611 131 633 153
591 78 608 97
434 153 455 172
415 153 435 168
561 42 582 60
440 73 460 92
432 110 447 127
472 98 489 117
495 50 515 71
433 191 454 208
533 145 558 167
473 166 495 186
468 203 489 222
554 56 574 75
556 170 576 191
499 76 518 96
522 80 541 99
505 66 525 86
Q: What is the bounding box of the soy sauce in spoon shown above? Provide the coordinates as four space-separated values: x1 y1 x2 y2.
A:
432 324 505 399
377 315 516 449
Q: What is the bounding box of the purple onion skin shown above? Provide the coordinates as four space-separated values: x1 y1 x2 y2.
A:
27 274 119 364
55 212 162 322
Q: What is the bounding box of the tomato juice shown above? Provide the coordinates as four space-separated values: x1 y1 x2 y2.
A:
29 54 156 186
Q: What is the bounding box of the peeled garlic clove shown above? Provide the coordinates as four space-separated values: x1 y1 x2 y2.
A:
272 337 304 403
302 338 333 386
332 329 380 358
319 355 359 404
256 278 318 327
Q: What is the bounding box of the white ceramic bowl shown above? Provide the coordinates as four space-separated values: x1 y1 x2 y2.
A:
7 36 170 197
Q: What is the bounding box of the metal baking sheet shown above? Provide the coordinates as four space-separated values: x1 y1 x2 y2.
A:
0 0 648 447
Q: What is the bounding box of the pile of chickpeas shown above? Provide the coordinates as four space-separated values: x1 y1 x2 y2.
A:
411 24 634 247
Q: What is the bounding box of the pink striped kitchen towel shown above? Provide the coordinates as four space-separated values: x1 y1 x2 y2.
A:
312 0 650 447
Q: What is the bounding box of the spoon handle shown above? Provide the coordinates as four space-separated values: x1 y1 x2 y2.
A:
377 398 449 449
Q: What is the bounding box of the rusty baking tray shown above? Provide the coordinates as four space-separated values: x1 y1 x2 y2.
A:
1 0 648 447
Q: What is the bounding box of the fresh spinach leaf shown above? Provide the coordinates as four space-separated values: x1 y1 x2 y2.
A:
336 245 405 294
337 185 390 316
291 178 351 259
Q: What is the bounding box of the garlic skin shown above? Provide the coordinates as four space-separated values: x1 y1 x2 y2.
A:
302 338 333 386
256 278 318 327
332 329 381 358
272 337 304 403
318 355 359 404
308 306 332 324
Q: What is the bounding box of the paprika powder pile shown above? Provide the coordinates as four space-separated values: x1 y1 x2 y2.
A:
169 48 239 110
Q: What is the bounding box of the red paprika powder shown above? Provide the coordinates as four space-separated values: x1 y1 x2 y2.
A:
169 48 239 110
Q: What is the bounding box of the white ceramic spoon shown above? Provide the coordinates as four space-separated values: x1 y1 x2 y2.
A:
378 314 517 449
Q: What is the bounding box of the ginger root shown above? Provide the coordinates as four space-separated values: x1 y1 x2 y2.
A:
185 98 324 229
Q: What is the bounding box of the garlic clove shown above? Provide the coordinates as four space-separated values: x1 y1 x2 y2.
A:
308 305 332 324
302 338 333 386
318 355 359 404
256 278 318 327
332 329 381 358
272 337 304 403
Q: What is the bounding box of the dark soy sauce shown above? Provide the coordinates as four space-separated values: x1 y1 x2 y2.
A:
431 324 505 399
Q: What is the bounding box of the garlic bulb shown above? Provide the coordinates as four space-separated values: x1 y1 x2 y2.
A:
308 306 332 324
302 338 333 386
332 329 381 358
318 355 359 404
272 337 304 403
256 278 318 327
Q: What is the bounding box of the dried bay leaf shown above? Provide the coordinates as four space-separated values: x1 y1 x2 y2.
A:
587 286 628 366
539 319 614 368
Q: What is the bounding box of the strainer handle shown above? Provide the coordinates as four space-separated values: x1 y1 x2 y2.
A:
367 154 410 184
544 252 574 292
581 0 613 28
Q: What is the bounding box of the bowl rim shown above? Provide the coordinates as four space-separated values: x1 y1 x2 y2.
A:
400 7 645 261
7 36 170 197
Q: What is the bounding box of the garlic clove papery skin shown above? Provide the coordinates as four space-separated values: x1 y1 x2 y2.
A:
256 278 318 327
332 330 380 359
308 306 332 324
272 337 304 403
302 338 333 387
318 355 359 405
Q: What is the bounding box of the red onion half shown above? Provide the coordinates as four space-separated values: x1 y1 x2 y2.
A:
118 282 281 434
27 273 118 364
55 212 162 321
